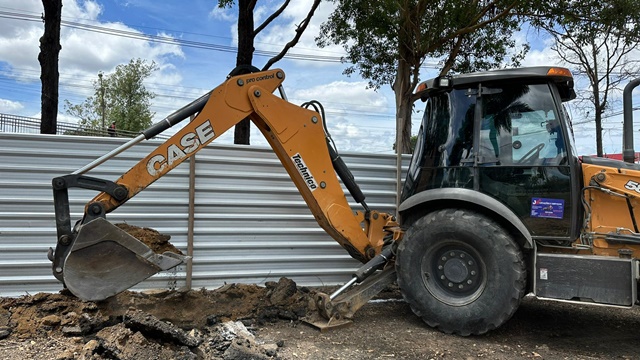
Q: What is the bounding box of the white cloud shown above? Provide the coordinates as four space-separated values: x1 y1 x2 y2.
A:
209 5 235 22
0 98 24 113
64 0 103 20
253 4 270 25
288 80 396 152
185 77 396 152
521 47 561 68
327 116 396 153
292 80 389 112
0 0 185 113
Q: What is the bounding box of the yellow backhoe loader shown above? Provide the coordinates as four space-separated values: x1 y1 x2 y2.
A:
50 66 640 336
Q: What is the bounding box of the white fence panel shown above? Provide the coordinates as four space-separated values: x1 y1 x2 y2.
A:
0 133 406 297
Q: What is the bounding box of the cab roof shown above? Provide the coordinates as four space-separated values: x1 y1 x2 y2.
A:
417 66 575 101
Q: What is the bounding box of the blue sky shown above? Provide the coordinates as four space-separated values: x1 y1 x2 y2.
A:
0 0 638 155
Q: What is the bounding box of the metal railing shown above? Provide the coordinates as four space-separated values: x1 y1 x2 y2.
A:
0 113 167 139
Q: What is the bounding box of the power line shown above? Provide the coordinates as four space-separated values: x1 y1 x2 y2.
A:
0 4 348 56
0 8 433 130
0 68 401 114
0 10 344 63
0 7 443 111
0 9 442 70
570 107 640 126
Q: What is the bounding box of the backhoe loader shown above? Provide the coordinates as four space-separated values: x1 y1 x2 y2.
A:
50 66 640 336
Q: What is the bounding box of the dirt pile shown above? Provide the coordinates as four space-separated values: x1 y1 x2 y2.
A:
0 278 312 359
115 223 183 255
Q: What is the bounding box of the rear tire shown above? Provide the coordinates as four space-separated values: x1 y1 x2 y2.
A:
396 208 526 336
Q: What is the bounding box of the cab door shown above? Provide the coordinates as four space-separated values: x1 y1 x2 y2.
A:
476 82 575 239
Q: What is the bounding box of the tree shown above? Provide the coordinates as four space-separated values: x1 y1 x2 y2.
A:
65 59 158 137
533 1 640 157
217 0 321 145
318 0 527 154
393 134 418 153
39 0 62 134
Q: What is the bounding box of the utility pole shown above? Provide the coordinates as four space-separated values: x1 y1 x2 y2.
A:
99 72 105 136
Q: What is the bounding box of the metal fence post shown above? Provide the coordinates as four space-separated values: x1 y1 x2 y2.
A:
186 114 196 290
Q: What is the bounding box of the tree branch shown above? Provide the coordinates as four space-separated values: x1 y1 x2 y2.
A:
422 1 518 56
451 1 518 39
262 0 320 70
440 35 465 75
254 0 290 36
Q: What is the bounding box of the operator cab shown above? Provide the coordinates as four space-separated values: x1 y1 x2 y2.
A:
402 67 581 242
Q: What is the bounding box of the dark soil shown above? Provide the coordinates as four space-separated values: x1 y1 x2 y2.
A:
1 278 309 336
115 223 183 255
1 226 639 359
0 285 639 359
0 277 313 359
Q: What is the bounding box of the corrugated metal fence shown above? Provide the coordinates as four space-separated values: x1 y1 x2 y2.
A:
0 133 406 297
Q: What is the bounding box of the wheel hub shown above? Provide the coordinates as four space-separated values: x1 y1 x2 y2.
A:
435 249 480 294
443 258 467 283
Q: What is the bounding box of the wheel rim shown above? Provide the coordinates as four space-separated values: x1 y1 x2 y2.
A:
420 240 487 306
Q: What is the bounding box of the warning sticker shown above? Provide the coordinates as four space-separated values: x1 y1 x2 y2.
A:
539 268 548 280
531 197 564 219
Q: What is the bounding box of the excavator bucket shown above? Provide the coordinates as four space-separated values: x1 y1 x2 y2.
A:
62 218 188 301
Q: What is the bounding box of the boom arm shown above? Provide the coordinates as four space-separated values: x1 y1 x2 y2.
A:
90 69 392 260
51 69 398 301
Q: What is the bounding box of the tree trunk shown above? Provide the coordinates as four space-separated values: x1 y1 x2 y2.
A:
233 0 255 145
393 59 413 154
595 110 603 157
591 79 603 157
38 0 62 134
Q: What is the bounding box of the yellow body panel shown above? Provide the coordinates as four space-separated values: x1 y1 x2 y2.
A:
580 162 640 258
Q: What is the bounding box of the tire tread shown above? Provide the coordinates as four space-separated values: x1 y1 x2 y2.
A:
396 208 526 336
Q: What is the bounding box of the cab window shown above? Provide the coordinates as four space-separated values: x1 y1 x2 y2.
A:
479 83 567 165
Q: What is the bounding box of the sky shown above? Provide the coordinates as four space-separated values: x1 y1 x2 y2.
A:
0 0 639 155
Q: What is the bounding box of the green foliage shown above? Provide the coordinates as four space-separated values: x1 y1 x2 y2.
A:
393 134 418 153
318 0 526 153
318 0 526 89
410 134 418 152
318 0 639 155
64 96 101 134
217 0 234 8
531 0 640 41
64 59 158 137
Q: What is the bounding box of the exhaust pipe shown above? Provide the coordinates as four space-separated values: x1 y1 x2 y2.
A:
622 78 640 163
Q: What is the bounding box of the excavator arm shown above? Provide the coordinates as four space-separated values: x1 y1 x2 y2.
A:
50 69 400 303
